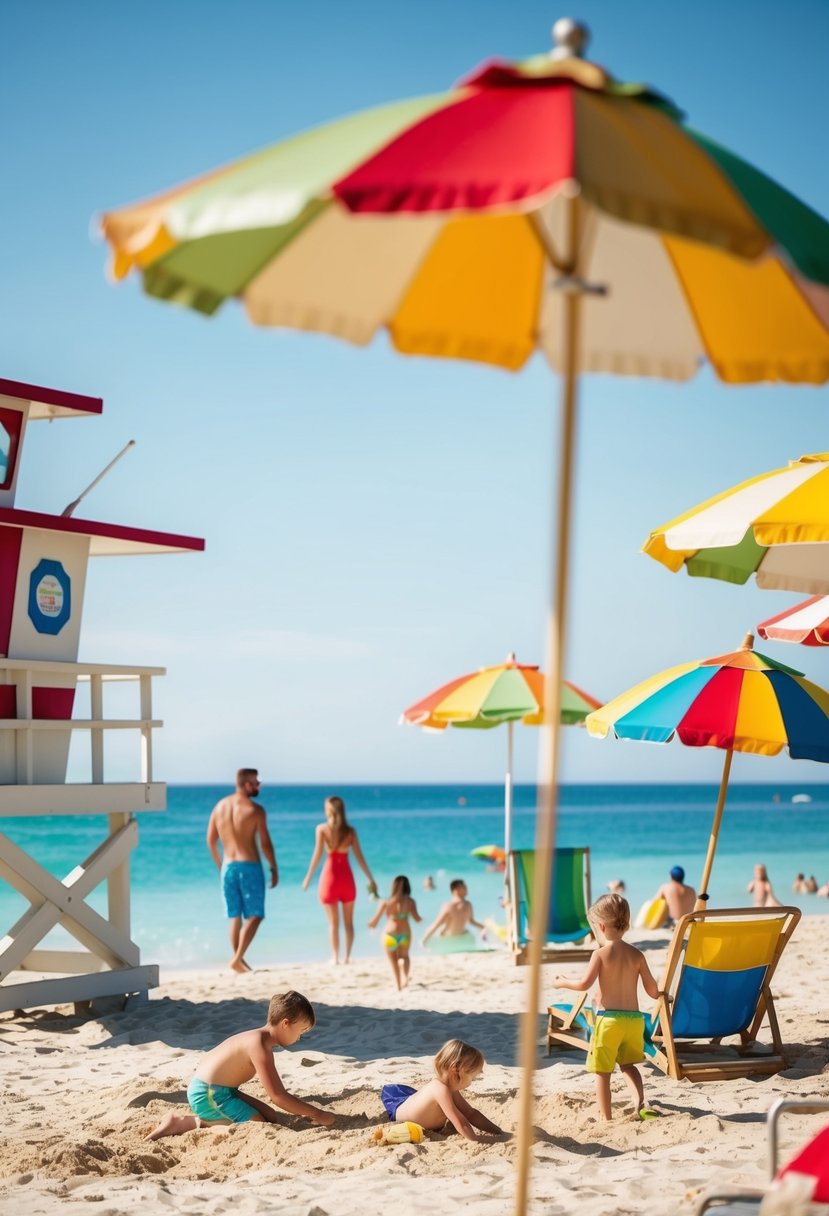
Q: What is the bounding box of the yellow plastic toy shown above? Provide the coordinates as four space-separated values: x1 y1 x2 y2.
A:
371 1121 424 1146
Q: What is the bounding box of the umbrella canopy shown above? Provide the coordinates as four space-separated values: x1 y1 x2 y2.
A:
758 596 829 646
643 452 829 594
401 654 601 855
401 656 600 729
100 54 829 385
586 632 829 899
471 844 506 872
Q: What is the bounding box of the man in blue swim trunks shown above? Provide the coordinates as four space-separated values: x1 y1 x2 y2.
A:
207 768 278 972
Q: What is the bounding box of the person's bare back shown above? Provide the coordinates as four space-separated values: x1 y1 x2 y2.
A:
210 792 265 862
593 939 654 1011
656 867 696 921
197 1025 274 1087
396 1078 462 1131
441 899 474 936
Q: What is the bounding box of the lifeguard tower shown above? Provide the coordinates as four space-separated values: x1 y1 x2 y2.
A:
0 377 203 1013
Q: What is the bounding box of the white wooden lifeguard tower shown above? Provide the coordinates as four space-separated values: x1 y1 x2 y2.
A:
0 377 203 1013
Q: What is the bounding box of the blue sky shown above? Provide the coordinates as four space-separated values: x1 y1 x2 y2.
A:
3 0 829 785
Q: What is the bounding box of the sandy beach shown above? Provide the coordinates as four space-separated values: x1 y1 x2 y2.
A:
1 916 827 1216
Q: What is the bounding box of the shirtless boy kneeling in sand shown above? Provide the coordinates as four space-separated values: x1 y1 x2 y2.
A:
147 990 335 1139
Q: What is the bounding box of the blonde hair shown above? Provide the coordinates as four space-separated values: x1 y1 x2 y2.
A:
267 990 315 1027
434 1039 484 1082
324 795 351 849
589 893 630 933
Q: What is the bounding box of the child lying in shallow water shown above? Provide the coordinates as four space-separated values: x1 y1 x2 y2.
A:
381 1039 504 1142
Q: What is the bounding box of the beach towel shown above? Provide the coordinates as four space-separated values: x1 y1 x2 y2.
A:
380 1083 416 1120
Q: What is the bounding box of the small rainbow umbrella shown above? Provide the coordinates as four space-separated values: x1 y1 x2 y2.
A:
471 844 506 872
758 596 829 646
643 452 829 595
586 633 829 902
401 653 600 856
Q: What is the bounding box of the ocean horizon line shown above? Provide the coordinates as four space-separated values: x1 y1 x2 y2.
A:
162 779 829 788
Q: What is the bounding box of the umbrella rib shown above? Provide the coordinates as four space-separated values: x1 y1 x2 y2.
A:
527 210 570 274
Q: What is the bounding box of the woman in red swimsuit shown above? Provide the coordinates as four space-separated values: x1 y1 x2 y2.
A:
302 795 377 964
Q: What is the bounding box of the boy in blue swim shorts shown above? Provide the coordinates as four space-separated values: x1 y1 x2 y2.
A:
146 991 335 1139
554 893 660 1121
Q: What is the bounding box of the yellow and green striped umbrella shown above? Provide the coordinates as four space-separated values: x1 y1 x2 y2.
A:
644 452 829 593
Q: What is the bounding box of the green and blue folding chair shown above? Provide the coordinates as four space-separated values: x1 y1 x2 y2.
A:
508 847 594 966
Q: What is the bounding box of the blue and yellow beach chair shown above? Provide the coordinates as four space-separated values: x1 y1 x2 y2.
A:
508 847 594 966
547 907 800 1077
648 906 800 1082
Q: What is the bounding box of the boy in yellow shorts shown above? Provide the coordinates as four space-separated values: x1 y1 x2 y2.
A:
554 894 659 1121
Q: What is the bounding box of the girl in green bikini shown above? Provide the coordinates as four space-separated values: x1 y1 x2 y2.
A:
368 875 422 991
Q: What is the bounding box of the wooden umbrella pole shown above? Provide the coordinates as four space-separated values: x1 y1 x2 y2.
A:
695 747 734 910
505 719 515 858
514 194 582 1216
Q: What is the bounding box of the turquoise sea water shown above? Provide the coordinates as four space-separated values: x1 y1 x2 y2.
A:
1 783 827 970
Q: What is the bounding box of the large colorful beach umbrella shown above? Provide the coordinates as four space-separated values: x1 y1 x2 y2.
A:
643 452 829 595
97 18 829 1213
586 633 829 902
758 596 829 646
100 57 829 383
401 654 601 855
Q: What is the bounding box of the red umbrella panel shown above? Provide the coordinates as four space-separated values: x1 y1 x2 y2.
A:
757 596 829 646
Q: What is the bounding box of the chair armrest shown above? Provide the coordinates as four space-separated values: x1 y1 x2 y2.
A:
692 1187 762 1214
547 990 589 1030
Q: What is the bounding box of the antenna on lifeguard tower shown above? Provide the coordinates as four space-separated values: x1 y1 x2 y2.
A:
61 438 136 517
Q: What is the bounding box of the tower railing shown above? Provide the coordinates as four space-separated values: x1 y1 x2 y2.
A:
0 658 167 1011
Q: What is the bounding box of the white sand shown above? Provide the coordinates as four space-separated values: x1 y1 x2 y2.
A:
1 917 827 1216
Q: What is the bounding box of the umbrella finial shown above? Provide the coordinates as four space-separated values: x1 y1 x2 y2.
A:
741 632 755 651
550 17 590 60
506 651 517 665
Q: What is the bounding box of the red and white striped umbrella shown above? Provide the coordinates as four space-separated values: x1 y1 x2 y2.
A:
757 596 829 646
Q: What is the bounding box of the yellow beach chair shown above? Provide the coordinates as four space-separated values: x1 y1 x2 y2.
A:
647 906 800 1082
508 847 594 966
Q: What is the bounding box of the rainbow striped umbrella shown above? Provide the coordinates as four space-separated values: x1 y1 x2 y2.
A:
401 654 601 854
586 633 829 900
757 596 829 646
644 452 829 594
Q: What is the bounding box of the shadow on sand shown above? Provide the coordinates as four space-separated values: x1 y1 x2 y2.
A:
26 996 525 1066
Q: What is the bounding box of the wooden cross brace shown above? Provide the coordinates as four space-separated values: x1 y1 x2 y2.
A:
0 820 140 980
